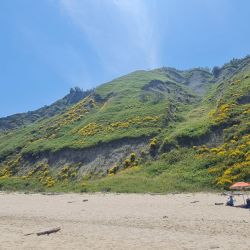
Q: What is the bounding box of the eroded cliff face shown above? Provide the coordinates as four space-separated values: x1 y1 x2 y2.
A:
20 137 148 177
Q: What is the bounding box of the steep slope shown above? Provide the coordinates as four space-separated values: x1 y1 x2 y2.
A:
84 63 250 192
0 70 198 178
153 67 214 94
0 56 249 192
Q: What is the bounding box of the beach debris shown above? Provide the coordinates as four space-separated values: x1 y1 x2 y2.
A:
163 216 168 219
149 193 161 195
37 227 61 236
210 245 220 249
24 232 35 236
190 200 200 203
41 192 60 196
24 227 61 236
67 201 75 203
171 192 180 195
214 202 224 205
82 199 88 202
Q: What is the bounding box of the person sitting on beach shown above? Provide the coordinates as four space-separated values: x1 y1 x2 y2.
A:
226 195 234 206
246 198 250 208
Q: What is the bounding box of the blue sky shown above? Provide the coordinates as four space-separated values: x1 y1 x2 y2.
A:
1 0 250 117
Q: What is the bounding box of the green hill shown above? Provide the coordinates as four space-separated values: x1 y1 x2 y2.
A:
0 56 249 192
0 87 92 132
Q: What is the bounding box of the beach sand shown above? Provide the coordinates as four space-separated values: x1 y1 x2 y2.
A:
0 192 249 250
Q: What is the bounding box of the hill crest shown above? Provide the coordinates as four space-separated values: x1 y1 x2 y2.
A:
0 55 249 192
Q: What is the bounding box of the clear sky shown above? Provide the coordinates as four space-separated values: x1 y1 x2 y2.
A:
1 0 250 117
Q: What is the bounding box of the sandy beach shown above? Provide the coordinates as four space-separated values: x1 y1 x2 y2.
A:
0 192 249 250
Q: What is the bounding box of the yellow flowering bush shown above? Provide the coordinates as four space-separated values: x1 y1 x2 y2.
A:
130 152 136 162
108 165 118 175
57 165 79 181
195 132 250 188
0 167 11 178
210 103 232 124
76 116 160 137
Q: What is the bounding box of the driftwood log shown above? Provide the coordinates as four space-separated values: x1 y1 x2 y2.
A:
37 227 61 236
24 227 61 236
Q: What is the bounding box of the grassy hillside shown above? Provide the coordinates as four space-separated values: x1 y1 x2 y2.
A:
81 65 249 193
0 56 249 193
0 70 196 157
0 87 92 132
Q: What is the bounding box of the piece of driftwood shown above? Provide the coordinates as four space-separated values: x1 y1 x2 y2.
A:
24 227 61 236
214 202 224 205
24 232 35 236
37 227 61 236
82 199 88 202
190 200 200 203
